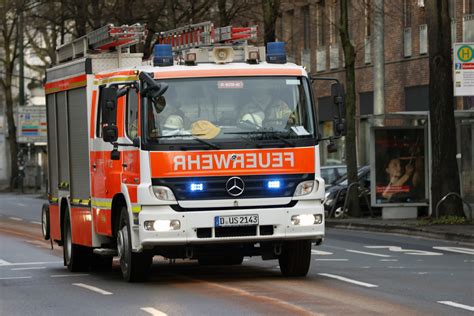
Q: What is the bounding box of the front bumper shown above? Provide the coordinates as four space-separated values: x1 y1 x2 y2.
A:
135 200 324 249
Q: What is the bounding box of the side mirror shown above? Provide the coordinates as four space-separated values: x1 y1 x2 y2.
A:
331 83 347 137
139 72 168 110
327 141 338 154
101 87 119 125
102 125 118 143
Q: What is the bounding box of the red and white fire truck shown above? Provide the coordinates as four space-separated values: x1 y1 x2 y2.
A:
41 22 346 281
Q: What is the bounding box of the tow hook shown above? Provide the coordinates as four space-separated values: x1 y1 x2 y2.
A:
273 243 282 256
185 247 194 259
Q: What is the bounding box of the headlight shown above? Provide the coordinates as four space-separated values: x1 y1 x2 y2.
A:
144 220 181 231
151 186 176 201
291 214 323 226
294 180 316 197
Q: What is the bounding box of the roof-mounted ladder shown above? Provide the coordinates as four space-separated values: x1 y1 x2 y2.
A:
156 21 257 51
56 23 146 64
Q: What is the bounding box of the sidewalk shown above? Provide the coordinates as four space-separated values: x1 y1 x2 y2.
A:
326 218 474 246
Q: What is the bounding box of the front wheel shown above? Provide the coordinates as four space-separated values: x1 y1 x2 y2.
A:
279 240 312 277
117 207 152 282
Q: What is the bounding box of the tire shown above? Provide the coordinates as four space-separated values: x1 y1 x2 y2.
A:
41 204 50 240
63 210 90 272
279 240 312 277
198 255 244 266
117 207 152 282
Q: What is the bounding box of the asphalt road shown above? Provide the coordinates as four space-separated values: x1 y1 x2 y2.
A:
1 193 473 315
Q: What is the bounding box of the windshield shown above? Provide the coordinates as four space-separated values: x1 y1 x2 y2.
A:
144 76 315 146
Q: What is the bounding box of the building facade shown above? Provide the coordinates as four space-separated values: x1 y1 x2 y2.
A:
278 0 474 165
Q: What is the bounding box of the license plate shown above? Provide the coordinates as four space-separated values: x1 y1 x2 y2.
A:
215 214 259 227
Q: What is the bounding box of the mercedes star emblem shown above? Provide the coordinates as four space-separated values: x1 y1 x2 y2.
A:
226 177 245 197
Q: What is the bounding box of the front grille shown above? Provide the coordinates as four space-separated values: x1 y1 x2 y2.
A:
215 226 257 237
153 173 314 200
196 225 275 238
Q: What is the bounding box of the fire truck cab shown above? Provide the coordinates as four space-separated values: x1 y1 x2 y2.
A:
42 22 346 282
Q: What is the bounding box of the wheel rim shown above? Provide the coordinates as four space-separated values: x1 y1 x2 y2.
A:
117 227 129 274
42 209 47 237
65 225 72 264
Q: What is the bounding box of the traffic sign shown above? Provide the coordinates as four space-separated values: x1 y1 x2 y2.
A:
453 43 474 96
17 106 47 143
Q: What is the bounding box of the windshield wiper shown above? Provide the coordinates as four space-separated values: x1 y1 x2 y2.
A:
155 134 220 149
224 130 295 147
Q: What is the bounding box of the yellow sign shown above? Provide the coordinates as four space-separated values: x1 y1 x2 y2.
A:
457 45 473 62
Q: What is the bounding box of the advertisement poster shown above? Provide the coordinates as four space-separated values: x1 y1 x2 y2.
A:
373 127 427 205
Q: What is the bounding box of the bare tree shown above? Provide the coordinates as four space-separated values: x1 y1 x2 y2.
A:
261 0 280 44
337 0 360 217
0 0 25 189
426 0 463 217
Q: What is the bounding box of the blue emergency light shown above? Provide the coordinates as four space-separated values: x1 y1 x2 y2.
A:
267 180 282 189
266 42 287 64
153 44 173 66
190 182 204 192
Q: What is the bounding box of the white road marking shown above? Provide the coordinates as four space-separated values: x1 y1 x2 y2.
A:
30 221 42 225
346 249 391 258
414 272 429 275
366 246 443 256
0 261 62 267
380 259 398 262
437 301 474 312
387 266 405 269
17 203 27 207
72 283 112 295
318 273 378 288
311 249 333 255
0 276 32 280
433 247 474 255
51 274 89 278
11 267 46 271
315 259 348 261
8 217 23 221
141 307 168 316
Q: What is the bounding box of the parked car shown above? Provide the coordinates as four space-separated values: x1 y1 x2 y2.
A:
323 165 378 218
320 165 347 189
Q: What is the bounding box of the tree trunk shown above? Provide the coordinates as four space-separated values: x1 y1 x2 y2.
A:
426 0 463 217
4 79 18 191
218 0 230 26
339 0 360 217
261 0 280 44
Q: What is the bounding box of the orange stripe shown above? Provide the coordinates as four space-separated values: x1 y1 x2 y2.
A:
90 90 98 138
149 147 315 178
127 185 138 203
154 68 302 79
95 70 136 79
45 74 87 94
117 96 125 138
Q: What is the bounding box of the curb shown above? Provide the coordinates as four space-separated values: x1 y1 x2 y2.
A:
326 221 474 246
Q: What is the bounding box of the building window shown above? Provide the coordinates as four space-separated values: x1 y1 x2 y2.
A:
469 0 474 13
317 0 325 47
404 0 411 27
329 1 337 44
303 6 310 50
449 0 457 20
365 0 372 37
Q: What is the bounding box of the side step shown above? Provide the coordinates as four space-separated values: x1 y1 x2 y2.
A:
93 248 118 257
